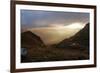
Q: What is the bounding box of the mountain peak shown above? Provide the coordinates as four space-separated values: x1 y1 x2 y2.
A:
21 31 45 48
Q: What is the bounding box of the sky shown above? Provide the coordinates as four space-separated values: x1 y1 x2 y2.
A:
21 10 89 45
21 10 89 31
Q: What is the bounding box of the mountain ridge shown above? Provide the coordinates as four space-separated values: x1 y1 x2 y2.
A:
21 31 45 49
53 23 89 49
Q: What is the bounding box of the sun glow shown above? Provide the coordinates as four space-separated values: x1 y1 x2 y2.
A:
46 23 84 29
47 24 65 28
29 23 84 45
67 23 84 29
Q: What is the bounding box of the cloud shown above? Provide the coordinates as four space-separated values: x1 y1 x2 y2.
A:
21 10 89 30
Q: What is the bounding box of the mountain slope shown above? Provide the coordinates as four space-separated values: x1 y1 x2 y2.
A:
70 23 89 47
21 31 45 49
55 23 89 49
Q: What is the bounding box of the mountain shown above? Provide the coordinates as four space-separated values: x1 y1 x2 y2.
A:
21 31 45 49
70 23 89 47
21 23 89 62
54 23 89 49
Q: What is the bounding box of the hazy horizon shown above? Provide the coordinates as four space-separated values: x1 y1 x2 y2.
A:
21 10 89 45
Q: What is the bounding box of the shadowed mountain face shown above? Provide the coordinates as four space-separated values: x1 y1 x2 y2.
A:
21 31 45 49
70 23 89 47
55 23 89 49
